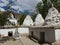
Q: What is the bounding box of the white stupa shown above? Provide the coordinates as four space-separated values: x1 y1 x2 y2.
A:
23 15 34 26
8 13 17 26
34 14 44 26
45 4 60 26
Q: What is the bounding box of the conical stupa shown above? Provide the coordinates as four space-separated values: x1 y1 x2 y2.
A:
23 15 34 26
34 14 44 26
8 13 17 26
45 4 60 26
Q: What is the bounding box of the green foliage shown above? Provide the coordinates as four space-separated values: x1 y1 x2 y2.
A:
51 0 60 12
0 13 7 26
36 0 52 19
31 15 36 22
36 0 60 19
18 13 26 25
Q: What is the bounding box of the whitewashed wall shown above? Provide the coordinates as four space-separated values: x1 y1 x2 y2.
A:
55 29 60 41
0 28 29 36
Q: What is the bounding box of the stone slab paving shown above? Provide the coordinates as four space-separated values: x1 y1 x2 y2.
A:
20 36 40 45
52 41 60 45
0 36 40 45
2 36 60 45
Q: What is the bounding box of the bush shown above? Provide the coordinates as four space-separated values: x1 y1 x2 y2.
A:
18 14 26 25
0 12 7 26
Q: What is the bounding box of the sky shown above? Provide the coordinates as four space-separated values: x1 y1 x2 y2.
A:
0 0 42 13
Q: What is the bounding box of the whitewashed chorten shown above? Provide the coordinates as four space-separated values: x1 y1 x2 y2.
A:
45 4 60 26
8 13 17 26
23 15 34 26
34 14 44 26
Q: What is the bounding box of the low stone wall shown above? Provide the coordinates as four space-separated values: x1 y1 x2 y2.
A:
0 27 29 36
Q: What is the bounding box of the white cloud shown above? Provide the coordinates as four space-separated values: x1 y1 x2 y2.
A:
0 7 5 11
14 0 41 10
0 0 41 12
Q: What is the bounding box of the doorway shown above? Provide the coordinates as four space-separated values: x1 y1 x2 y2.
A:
31 31 33 37
8 31 13 37
40 32 45 43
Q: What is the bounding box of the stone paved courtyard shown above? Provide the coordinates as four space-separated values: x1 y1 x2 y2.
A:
0 36 60 45
0 36 40 45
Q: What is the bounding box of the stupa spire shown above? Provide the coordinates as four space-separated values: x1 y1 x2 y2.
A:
52 3 54 7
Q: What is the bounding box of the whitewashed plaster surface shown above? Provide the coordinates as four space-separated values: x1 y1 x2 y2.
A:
35 14 44 26
0 28 29 36
23 15 34 26
45 6 60 26
55 29 60 41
